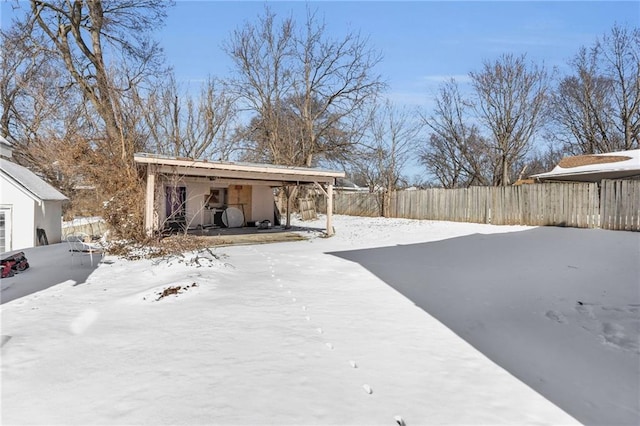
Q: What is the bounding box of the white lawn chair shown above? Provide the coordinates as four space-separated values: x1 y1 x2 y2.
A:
66 232 107 267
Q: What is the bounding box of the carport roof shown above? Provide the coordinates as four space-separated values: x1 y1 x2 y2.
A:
134 153 345 185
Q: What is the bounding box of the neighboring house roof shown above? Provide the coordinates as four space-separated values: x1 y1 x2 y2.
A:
335 177 368 191
0 158 68 201
531 149 640 182
134 153 345 185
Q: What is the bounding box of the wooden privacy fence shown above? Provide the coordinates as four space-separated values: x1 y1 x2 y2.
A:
62 219 109 238
331 191 382 217
319 180 640 231
298 198 318 221
600 179 640 231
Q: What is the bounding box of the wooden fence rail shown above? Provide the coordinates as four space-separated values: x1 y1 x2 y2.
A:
600 180 640 231
318 179 640 231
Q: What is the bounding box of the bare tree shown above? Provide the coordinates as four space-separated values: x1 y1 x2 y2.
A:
471 54 549 186
0 21 41 138
598 24 639 149
520 144 565 178
290 8 384 167
549 47 618 154
420 79 491 187
548 25 639 155
26 0 172 169
223 6 295 165
0 18 92 183
224 6 384 167
3 1 173 239
349 101 422 215
140 75 238 160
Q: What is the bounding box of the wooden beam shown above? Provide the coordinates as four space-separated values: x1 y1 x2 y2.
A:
313 182 334 236
284 185 299 229
154 164 335 184
212 178 293 187
134 154 344 178
326 183 334 236
144 165 156 235
314 181 328 197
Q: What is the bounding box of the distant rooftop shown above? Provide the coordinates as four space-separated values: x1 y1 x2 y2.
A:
531 149 640 182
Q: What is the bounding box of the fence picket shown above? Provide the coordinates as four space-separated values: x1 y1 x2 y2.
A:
320 180 639 231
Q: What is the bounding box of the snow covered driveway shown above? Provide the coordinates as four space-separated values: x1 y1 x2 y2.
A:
1 216 628 424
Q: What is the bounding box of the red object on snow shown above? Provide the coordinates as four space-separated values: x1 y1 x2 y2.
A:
1 252 29 278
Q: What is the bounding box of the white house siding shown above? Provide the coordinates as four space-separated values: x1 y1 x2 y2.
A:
34 200 64 245
252 185 275 224
156 181 168 226
0 174 36 251
0 205 14 253
185 180 210 227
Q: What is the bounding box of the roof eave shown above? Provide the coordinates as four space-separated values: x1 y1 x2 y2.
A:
133 153 345 181
1 170 68 202
532 169 640 182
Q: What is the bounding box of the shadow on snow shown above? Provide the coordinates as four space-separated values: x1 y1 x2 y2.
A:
329 227 640 426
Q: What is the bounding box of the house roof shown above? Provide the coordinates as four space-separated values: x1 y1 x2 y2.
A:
530 149 640 182
0 135 14 158
0 158 68 201
134 153 345 185
0 135 12 146
335 177 368 191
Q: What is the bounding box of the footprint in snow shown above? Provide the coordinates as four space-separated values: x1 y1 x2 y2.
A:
394 415 406 426
601 322 639 352
576 302 596 319
545 310 567 324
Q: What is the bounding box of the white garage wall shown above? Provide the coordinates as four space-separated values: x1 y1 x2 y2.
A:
0 174 35 251
34 200 63 245
252 186 275 224
157 178 276 229
185 181 210 227
159 178 231 228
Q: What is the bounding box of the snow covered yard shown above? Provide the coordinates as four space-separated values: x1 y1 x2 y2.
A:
1 215 636 425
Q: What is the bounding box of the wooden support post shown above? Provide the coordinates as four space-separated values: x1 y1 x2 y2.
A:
145 165 156 236
284 185 299 229
284 186 291 229
326 183 334 236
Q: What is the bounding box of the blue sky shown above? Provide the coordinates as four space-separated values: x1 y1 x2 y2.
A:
1 1 638 178
151 0 638 178
153 1 639 106
2 1 637 106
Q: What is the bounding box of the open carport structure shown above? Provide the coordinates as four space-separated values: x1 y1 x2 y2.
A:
134 153 345 236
